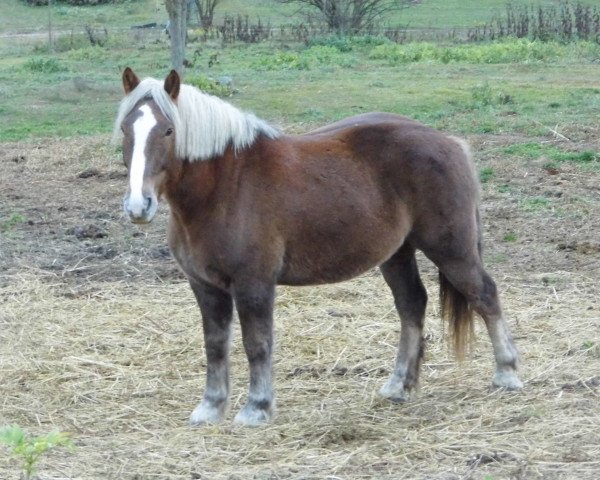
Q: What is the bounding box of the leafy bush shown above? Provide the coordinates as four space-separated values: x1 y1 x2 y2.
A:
23 57 67 73
186 75 235 97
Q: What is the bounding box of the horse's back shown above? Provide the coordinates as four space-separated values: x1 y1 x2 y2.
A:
297 112 474 191
306 112 426 136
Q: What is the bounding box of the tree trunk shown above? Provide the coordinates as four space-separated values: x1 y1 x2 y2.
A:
165 0 188 74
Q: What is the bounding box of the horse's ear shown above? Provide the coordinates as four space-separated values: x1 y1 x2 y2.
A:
164 69 180 101
122 67 140 94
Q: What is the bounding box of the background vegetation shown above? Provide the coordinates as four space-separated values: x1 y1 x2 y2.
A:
0 0 599 159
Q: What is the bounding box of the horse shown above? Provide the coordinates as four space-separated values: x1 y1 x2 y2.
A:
113 67 523 426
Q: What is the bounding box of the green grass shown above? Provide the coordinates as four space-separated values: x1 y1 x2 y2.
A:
1 35 600 142
1 2 600 145
1 0 160 32
479 167 494 183
0 214 27 233
503 143 599 169
521 196 551 212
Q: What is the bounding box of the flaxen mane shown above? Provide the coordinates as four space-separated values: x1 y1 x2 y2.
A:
113 78 280 161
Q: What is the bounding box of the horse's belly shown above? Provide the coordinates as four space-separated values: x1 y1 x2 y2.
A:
277 230 404 286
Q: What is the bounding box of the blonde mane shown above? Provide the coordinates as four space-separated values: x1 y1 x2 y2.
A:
113 77 280 161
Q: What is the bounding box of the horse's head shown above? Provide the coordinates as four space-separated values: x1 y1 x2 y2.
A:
118 67 180 224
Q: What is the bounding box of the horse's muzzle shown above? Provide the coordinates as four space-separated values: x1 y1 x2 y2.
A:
123 194 157 224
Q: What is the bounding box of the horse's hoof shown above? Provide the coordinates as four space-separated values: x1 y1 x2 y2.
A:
234 402 272 426
189 401 225 426
492 371 524 391
379 379 411 403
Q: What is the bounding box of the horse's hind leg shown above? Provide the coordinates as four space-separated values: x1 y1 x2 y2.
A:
436 256 523 390
188 278 233 425
379 244 428 402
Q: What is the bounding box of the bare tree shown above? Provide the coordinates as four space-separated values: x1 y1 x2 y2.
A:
194 0 220 29
165 0 189 73
279 0 411 34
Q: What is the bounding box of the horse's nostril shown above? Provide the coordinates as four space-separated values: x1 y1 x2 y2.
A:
144 197 152 210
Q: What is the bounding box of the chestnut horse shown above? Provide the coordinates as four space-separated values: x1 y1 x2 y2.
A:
114 68 522 426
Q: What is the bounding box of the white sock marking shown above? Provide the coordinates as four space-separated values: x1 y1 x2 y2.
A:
128 104 157 216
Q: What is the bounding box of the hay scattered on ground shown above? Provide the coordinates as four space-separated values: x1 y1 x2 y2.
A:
1 135 598 479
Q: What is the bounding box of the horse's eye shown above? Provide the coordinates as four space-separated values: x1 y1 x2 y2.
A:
165 128 173 137
121 125 125 133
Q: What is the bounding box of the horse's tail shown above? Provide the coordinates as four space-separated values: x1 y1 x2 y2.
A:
439 271 474 361
440 135 478 360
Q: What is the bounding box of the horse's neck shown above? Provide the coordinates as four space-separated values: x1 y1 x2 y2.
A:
165 150 241 221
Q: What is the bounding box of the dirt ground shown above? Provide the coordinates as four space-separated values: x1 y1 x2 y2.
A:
0 132 598 479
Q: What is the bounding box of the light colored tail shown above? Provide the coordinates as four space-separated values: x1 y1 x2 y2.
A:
439 271 474 360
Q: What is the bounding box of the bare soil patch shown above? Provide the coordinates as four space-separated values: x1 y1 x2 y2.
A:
0 134 598 479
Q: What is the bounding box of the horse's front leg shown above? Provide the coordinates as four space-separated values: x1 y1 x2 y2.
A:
188 278 233 425
233 281 275 426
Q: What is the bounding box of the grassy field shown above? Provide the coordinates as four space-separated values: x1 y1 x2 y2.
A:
1 1 599 479
2 0 600 145
2 29 600 148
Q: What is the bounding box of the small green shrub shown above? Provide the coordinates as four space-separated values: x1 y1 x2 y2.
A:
66 45 109 62
503 232 518 242
0 425 74 480
252 51 310 71
470 83 513 108
187 75 235 97
23 57 67 73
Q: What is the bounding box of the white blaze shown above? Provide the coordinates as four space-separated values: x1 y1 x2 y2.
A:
128 104 157 216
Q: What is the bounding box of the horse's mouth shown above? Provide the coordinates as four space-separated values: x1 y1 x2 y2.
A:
129 215 153 225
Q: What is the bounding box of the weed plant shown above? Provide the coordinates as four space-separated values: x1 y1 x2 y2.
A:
23 57 67 73
0 425 74 480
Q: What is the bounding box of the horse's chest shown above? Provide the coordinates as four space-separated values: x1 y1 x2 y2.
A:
167 221 231 289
